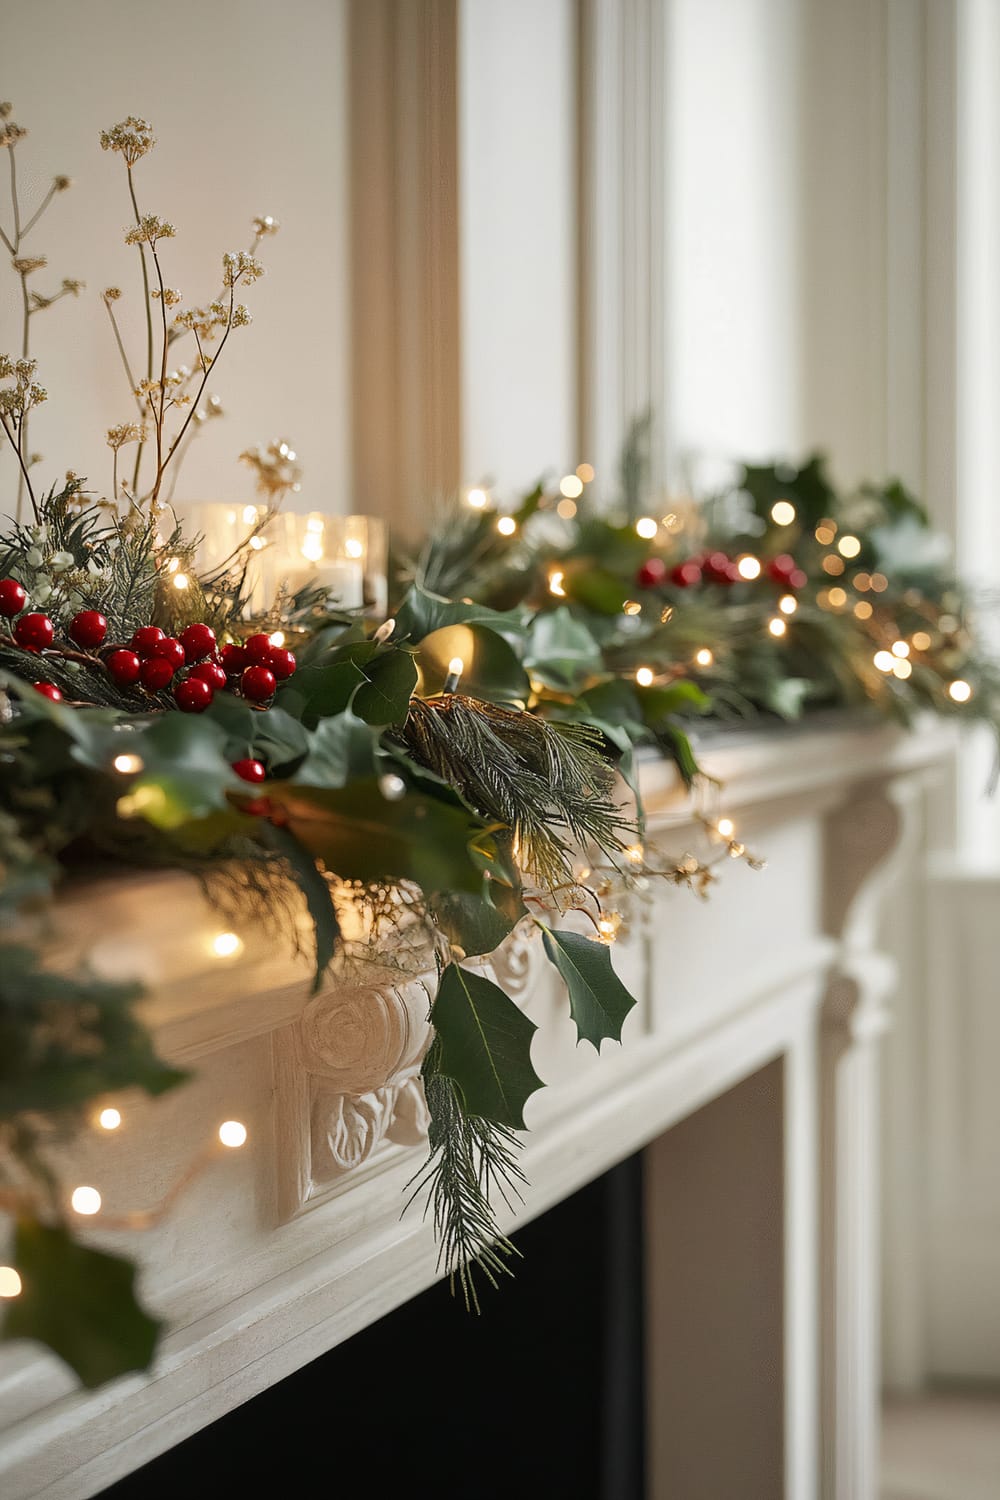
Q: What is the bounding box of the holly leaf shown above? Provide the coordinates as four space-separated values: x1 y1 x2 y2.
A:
394 584 526 644
114 714 242 830
525 608 603 689
352 648 418 726
264 779 489 894
431 962 543 1128
429 890 525 957
293 711 377 787
3 1220 161 1389
278 660 367 726
540 926 636 1049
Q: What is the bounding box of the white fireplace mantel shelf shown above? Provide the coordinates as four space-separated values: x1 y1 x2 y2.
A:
0 717 955 1500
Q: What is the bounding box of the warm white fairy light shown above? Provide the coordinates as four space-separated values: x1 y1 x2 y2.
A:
166 556 180 573
815 521 837 545
576 462 595 483
99 1107 122 1131
768 617 787 637
779 593 798 615
716 817 735 838
172 573 190 590
635 666 655 687
694 647 714 667
444 658 464 693
838 534 861 559
912 631 932 652
770 500 796 525
560 474 584 499
71 1186 102 1216
466 488 488 509
854 600 873 620
113 753 144 775
873 650 894 673
827 587 847 608
249 535 266 551
345 538 364 559
948 679 972 702
242 505 258 524
625 843 644 865
736 555 761 580
891 640 910 658
268 631 285 648
892 659 912 680
0 1267 22 1298
548 569 567 597
218 1120 248 1149
496 516 516 536
635 517 658 539
211 932 243 959
556 498 577 519
622 599 642 616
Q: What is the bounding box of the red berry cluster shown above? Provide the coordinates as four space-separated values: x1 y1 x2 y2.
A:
635 551 809 592
0 575 296 715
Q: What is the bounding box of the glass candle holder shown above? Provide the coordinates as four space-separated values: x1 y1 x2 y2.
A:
267 512 387 615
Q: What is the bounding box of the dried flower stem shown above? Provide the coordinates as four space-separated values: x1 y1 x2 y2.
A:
0 410 38 521
101 298 143 419
150 285 235 503
126 166 154 492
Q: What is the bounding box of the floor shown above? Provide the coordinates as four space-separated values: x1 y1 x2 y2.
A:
881 1394 1000 1500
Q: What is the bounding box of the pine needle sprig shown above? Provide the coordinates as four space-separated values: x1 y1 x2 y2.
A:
400 694 635 889
406 1039 526 1312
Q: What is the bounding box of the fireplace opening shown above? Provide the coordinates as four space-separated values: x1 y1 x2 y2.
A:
97 1155 646 1500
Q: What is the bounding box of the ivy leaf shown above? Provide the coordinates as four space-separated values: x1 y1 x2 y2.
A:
3 1220 161 1389
525 608 603 689
540 927 636 1049
431 962 543 1129
293 711 377 787
394 584 526 645
429 890 525 957
254 822 339 990
352 648 418 726
264 779 489 894
113 714 242 830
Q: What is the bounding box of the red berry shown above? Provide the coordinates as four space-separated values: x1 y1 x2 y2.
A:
0 578 27 617
106 648 141 686
13 612 54 650
220 642 247 676
33 681 62 701
703 552 734 585
670 561 702 588
140 656 175 691
69 610 108 649
233 758 266 784
268 647 296 681
152 636 185 671
244 633 275 665
174 677 214 713
131 625 165 658
789 568 808 589
636 557 667 589
241 664 276 702
242 796 273 817
179 622 217 663
767 554 797 584
189 660 227 691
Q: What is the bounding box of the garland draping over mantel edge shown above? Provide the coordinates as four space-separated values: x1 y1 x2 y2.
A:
0 108 995 1389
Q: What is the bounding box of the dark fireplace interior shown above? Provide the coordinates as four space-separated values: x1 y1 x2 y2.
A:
96 1155 646 1500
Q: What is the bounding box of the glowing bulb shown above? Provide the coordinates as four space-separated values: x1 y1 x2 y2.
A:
301 535 324 563
854 601 873 620
560 475 584 499
242 505 258 524
212 932 243 959
635 666 654 687
948 678 972 702
873 651 894 673
576 463 595 483
768 617 787 637
736 555 761 580
891 640 910 658
912 631 932 652
71 1186 102 1216
497 516 516 536
172 573 190 590
99 1108 122 1131
0 1267 21 1298
778 594 797 615
113 753 144 775
838 534 861 559
548 570 566 598
822 554 845 576
166 556 180 573
892 659 912 679
771 500 797 525
448 658 464 676
218 1120 248 1149
344 538 364 559
815 521 837 545
625 844 644 865
556 498 577 519
827 587 847 608
635 517 658 539
716 818 735 838
466 488 488 509
268 631 285 648
249 535 266 550
870 573 888 592
694 648 714 668
622 599 642 616
305 516 324 532
853 572 872 592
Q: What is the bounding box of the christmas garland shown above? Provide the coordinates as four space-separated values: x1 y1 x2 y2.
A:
1 108 995 1392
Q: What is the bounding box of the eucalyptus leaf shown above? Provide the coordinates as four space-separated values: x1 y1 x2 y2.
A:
540 926 636 1049
3 1220 161 1388
431 962 543 1129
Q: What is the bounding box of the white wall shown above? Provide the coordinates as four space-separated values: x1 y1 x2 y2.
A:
2 0 348 524
458 0 577 497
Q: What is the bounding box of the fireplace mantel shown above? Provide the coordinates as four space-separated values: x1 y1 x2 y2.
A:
0 718 953 1500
